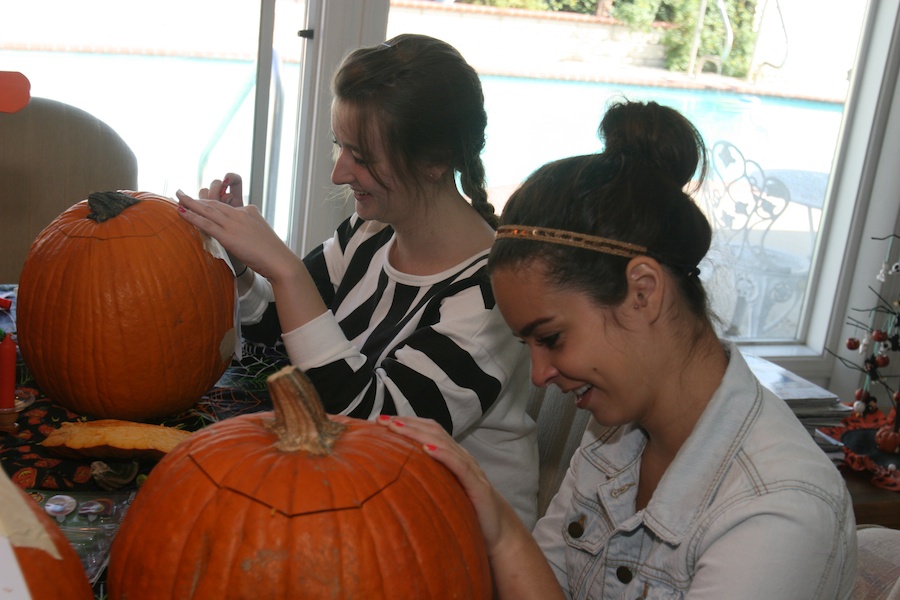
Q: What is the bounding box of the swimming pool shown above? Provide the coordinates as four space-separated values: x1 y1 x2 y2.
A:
480 75 843 202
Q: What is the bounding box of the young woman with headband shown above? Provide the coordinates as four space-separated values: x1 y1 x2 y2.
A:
380 99 857 599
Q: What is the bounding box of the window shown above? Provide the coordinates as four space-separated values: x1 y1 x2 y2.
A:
1 0 306 240
4 0 898 397
378 1 900 398
384 2 860 345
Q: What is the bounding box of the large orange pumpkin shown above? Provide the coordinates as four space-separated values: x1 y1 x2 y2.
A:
16 191 236 421
0 468 94 599
107 366 491 599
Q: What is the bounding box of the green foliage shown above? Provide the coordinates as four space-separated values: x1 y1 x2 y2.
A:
456 0 549 9
544 0 598 12
616 0 759 77
610 0 667 29
454 0 759 78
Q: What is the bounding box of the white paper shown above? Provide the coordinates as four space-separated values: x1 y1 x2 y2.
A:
0 537 31 599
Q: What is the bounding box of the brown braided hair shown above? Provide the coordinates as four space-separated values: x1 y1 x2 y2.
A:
332 34 498 228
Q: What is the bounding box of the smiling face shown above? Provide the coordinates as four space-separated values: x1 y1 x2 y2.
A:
491 260 649 427
330 100 412 225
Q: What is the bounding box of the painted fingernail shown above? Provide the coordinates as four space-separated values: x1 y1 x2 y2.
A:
392 420 405 427
424 444 437 452
377 415 391 422
177 206 186 213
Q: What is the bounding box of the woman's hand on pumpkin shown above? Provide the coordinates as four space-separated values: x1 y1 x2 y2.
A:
376 415 509 551
197 173 247 276
378 415 565 599
175 189 296 283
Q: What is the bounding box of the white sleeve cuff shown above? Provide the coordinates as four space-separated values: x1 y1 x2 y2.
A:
282 311 358 371
238 273 275 324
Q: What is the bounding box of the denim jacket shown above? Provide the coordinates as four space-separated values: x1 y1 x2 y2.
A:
532 343 857 599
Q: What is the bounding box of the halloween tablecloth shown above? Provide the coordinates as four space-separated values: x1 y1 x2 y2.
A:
0 284 290 492
821 406 900 493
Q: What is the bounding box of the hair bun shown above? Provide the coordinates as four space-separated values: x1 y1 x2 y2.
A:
599 100 706 189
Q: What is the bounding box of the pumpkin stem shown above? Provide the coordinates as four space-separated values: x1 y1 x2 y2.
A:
266 366 346 455
86 191 140 223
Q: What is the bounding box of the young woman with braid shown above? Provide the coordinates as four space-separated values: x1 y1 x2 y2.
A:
379 100 857 599
176 34 538 527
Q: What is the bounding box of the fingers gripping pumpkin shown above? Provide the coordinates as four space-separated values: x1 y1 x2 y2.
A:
107 366 492 599
17 191 236 421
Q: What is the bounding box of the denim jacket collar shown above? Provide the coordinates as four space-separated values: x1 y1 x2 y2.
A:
582 342 764 544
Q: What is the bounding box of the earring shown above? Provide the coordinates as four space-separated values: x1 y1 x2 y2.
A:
634 293 643 309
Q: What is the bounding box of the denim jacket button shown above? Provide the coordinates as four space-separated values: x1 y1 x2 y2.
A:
567 516 585 538
616 566 633 584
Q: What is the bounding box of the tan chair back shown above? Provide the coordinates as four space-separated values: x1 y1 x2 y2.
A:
527 385 592 519
0 97 138 283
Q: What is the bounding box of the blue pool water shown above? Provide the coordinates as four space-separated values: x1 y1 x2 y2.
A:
480 75 843 193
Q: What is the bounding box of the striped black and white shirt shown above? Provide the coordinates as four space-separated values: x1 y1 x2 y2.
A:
239 214 539 526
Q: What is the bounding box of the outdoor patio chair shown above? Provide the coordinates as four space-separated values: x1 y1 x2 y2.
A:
701 140 810 339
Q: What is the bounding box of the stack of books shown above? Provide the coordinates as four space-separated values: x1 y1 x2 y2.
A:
743 353 850 463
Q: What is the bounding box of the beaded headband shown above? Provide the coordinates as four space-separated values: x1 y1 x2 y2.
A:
495 225 646 259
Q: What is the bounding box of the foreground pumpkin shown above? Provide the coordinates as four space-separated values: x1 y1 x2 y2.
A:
107 366 491 599
0 468 94 599
17 191 235 421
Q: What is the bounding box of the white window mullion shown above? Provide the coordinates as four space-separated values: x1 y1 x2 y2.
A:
250 0 277 216
288 0 390 256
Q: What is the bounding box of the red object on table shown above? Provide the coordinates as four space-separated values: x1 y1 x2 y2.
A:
0 71 30 114
0 332 15 409
0 297 12 311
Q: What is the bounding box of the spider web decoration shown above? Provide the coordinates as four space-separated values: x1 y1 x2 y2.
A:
192 340 290 423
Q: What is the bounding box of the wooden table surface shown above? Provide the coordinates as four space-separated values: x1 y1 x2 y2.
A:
842 468 900 529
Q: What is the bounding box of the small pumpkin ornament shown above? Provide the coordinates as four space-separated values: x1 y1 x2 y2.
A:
0 468 94 599
107 366 491 599
16 191 236 421
875 422 900 454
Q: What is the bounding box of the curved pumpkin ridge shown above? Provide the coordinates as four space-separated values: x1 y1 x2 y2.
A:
117 210 222 412
378 460 484 597
399 444 490 595
109 450 224 596
29 231 84 400
180 482 251 597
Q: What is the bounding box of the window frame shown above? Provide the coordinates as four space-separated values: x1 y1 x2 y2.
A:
752 0 900 401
